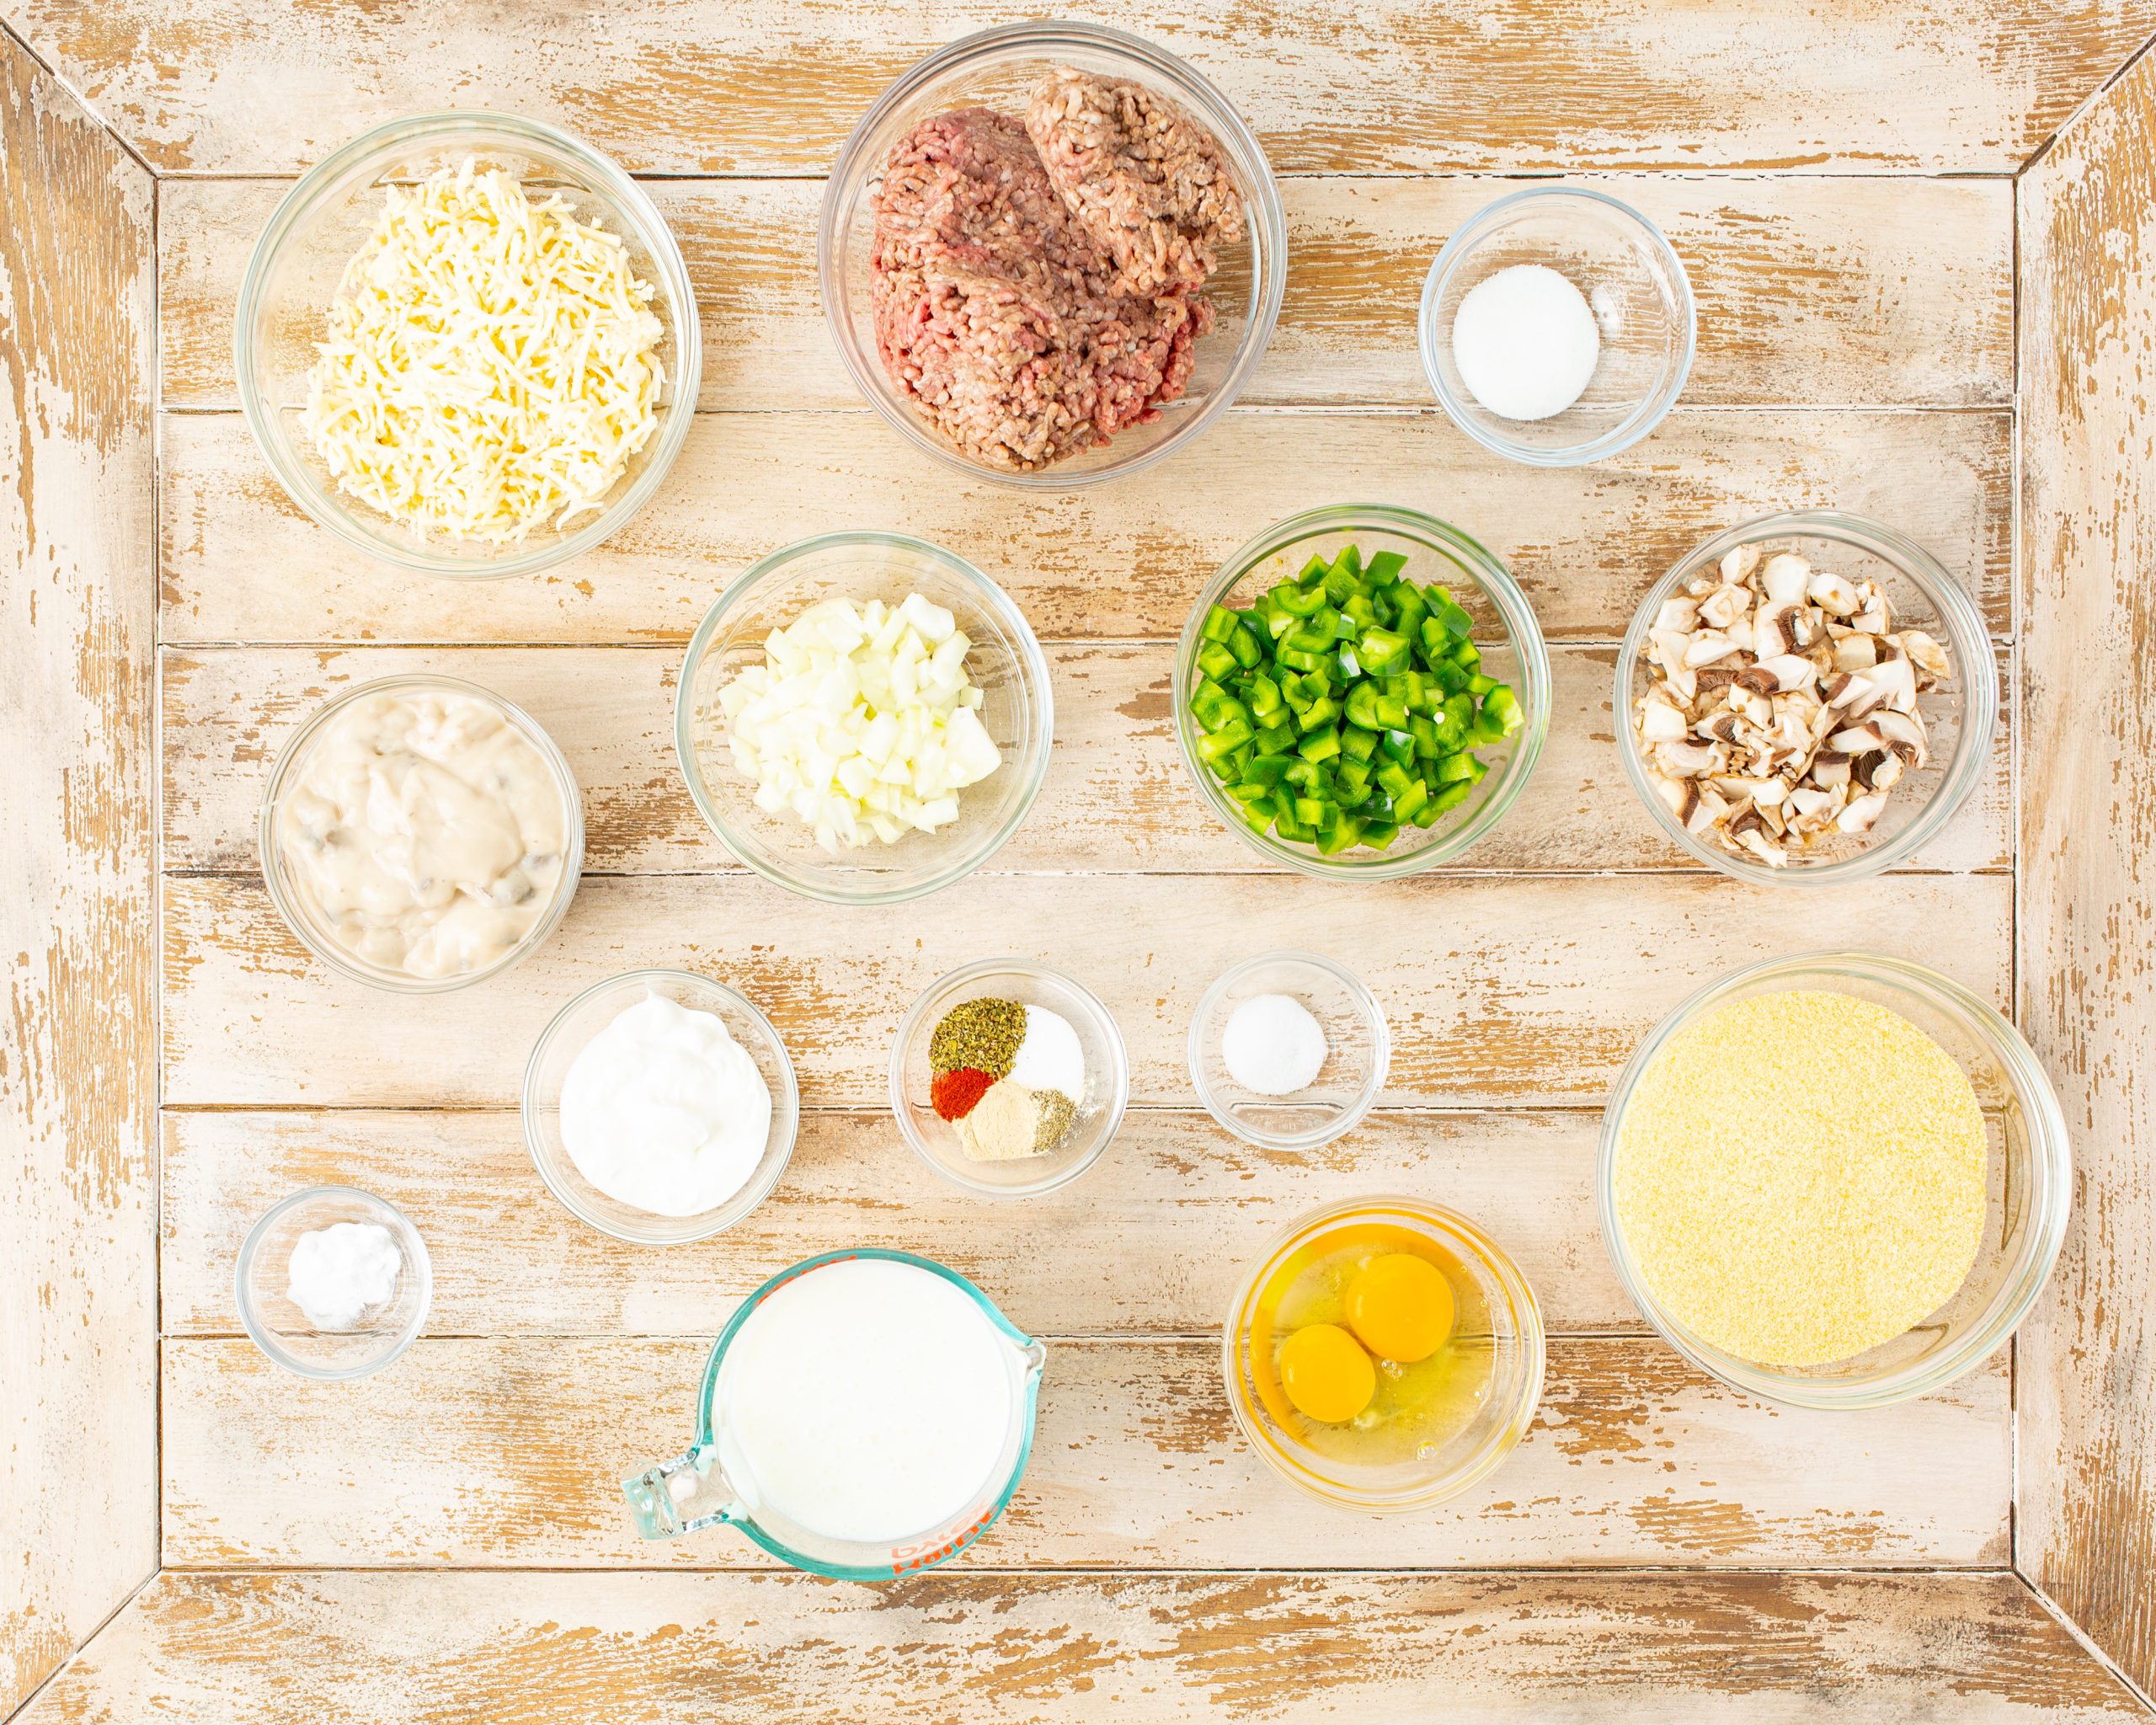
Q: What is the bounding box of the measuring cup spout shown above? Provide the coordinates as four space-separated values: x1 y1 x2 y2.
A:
622 1441 737 1540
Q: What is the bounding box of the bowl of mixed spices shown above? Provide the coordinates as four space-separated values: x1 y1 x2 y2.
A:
890 959 1129 1198
1598 950 2069 1409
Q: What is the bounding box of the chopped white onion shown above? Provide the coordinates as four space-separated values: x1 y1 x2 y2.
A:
718 595 1003 852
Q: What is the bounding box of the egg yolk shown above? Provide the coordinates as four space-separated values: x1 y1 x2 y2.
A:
1278 1322 1376 1423
1345 1252 1455 1364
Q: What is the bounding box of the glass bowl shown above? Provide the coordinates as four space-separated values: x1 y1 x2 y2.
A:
1615 510 1997 884
1419 186 1694 467
259 674 585 993
1598 952 2070 1411
522 969 801 1246
676 531 1054 905
1187 951 1389 1151
235 1186 432 1381
890 959 1129 1199
818 19 1286 488
1172 504 1550 879
1223 1196 1546 1513
235 110 701 578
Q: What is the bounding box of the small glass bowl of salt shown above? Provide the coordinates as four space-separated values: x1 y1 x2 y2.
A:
1419 186 1694 467
1188 951 1390 1151
235 1187 431 1381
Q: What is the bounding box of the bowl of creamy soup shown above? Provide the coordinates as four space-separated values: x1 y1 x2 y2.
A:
259 676 584 991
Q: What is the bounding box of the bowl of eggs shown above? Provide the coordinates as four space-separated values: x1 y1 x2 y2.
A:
1222 1195 1545 1511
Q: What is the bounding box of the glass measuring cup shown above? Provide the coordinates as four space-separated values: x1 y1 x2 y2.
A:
622 1249 1046 1578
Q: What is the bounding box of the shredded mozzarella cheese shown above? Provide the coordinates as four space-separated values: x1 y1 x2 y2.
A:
302 159 666 545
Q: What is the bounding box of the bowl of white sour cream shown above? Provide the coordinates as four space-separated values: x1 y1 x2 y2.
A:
521 968 801 1245
260 675 584 992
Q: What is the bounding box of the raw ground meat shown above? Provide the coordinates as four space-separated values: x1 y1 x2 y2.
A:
1026 69 1246 297
869 95 1233 472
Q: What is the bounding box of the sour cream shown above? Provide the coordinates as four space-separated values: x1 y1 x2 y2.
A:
558 993 772 1217
275 687 569 980
286 1220 401 1330
715 1258 1024 1545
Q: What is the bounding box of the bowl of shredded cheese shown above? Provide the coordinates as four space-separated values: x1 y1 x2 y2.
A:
236 111 700 578
1598 951 2069 1410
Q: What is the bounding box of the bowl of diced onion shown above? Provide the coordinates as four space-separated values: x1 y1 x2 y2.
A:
234 111 701 579
675 531 1054 904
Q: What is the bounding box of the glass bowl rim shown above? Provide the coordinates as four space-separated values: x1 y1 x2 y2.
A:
233 1183 434 1381
1220 1192 1548 1512
257 671 586 994
520 965 803 1245
1186 948 1391 1151
1417 183 1698 468
887 955 1131 1200
232 107 704 579
1595 948 2072 1410
814 17 1289 491
1613 509 1999 887
673 529 1056 905
1171 502 1551 879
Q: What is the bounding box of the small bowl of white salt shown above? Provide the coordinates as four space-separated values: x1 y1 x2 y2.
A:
1418 186 1694 467
1187 951 1389 1151
235 1187 431 1381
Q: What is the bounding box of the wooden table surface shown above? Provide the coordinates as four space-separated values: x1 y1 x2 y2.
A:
6 3 2156 1720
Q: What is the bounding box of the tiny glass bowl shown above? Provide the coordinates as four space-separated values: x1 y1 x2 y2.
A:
235 1187 432 1381
1615 510 1997 885
1223 1195 1546 1514
235 110 701 578
676 531 1054 905
522 969 802 1246
1187 950 1389 1151
819 19 1286 489
1173 503 1550 879
259 674 585 994
890 959 1129 1199
1599 951 2071 1411
1419 186 1694 467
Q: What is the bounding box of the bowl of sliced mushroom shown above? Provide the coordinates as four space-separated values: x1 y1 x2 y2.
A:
1615 510 1997 884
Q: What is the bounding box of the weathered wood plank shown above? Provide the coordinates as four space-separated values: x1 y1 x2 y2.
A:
157 1335 2010 1569
157 641 2014 878
157 174 2014 411
160 872 2015 1109
157 407 2013 646
26 1570 2148 1725
2017 44 2156 1701
159 1107 1632 1338
0 34 158 1717
17 0 2156 174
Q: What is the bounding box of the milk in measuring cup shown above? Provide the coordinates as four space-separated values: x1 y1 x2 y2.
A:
714 1257 1025 1544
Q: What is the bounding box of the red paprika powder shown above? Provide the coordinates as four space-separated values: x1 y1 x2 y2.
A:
931 1066 994 1122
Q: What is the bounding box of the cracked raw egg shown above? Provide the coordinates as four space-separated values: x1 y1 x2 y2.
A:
1346 1252 1455 1364
1277 1322 1375 1423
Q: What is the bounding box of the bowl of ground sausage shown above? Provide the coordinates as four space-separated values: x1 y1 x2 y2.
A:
819 21 1286 487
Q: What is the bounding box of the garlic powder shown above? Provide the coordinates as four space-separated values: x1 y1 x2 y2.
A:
1613 990 1987 1367
302 160 665 544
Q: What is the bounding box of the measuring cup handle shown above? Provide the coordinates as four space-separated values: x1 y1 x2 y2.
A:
622 1442 735 1540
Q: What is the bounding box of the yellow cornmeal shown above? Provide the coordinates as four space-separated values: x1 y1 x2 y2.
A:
1614 991 1986 1367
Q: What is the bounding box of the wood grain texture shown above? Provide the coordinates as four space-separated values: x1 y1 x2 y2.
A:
157 642 2015 879
23 1569 2150 1725
156 174 2015 411
157 1335 2009 1570
15 0 2156 174
2017 43 2156 1701
159 1108 1633 1338
0 33 157 1717
160 872 2014 1109
157 407 2013 646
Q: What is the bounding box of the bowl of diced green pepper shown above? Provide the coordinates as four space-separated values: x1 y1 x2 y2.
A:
1175 504 1549 877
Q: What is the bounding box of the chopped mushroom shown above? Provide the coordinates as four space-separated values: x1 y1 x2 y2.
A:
1630 539 1955 867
